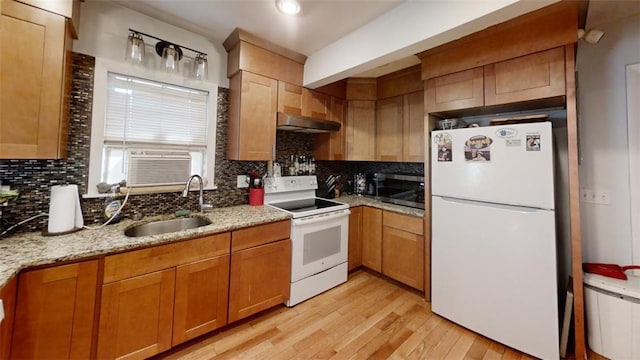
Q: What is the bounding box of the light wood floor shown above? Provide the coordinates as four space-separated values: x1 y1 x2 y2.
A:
155 270 548 359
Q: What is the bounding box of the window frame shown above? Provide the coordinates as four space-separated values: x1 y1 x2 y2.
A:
87 58 218 197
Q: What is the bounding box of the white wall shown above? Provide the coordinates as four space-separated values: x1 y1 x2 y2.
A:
577 13 640 264
303 0 558 88
73 0 228 87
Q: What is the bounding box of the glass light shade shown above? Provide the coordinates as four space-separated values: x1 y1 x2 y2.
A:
162 44 180 73
193 53 208 80
125 32 145 65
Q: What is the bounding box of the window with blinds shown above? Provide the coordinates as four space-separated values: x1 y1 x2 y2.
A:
102 72 210 187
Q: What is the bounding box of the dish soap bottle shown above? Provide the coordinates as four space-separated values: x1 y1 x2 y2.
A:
103 186 122 224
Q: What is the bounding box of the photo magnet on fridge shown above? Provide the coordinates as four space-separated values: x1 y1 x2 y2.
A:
464 135 492 161
434 133 452 162
526 134 541 151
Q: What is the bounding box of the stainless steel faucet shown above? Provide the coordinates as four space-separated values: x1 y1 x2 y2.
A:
182 175 213 212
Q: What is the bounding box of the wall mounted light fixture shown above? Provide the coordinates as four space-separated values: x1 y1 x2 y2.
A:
127 29 208 79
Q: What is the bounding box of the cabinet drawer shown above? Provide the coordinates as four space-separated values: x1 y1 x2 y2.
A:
104 233 230 283
383 211 423 235
231 220 290 252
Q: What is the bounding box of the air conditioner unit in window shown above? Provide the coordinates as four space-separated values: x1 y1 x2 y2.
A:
127 152 191 187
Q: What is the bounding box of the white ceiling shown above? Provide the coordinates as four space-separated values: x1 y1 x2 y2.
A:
113 0 406 56
109 0 640 85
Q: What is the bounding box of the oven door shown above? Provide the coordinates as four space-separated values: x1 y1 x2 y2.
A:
290 209 350 282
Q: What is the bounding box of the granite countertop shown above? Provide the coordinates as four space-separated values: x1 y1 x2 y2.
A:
336 194 425 218
0 197 424 288
0 205 289 288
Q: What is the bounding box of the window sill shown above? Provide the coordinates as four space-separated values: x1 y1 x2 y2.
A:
82 184 217 199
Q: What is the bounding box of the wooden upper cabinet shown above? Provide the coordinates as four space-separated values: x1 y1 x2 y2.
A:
426 67 484 113
16 0 80 38
348 206 363 271
314 96 346 161
403 91 424 163
277 81 303 115
484 47 566 106
346 100 376 161
1 0 73 159
97 269 176 360
377 65 422 99
361 206 382 272
376 96 404 162
11 260 99 360
224 28 306 85
228 71 277 160
417 1 577 80
302 88 330 120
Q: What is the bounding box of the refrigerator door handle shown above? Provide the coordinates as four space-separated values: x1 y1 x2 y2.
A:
437 196 550 212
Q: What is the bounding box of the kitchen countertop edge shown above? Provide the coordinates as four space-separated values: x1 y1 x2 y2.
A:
0 198 423 288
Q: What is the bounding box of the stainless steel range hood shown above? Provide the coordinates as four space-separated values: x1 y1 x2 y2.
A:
276 112 341 133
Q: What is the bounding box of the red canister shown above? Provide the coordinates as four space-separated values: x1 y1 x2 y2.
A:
248 188 264 206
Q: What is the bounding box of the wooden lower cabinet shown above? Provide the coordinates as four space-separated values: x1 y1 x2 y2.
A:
97 269 176 360
11 260 99 359
98 233 231 360
361 206 382 272
173 256 229 345
382 211 425 291
0 277 17 359
348 206 363 271
229 239 291 323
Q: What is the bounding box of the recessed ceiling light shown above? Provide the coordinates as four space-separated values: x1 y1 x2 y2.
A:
276 0 301 15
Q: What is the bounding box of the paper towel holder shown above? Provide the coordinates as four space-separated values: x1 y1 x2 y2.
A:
43 184 84 236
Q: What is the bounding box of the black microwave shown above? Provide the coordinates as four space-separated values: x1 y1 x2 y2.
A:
369 173 425 209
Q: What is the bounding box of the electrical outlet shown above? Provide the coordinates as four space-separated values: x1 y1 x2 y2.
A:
594 189 611 205
581 188 611 205
580 188 594 203
236 175 248 188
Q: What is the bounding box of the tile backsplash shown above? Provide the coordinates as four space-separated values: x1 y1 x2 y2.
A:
0 52 423 236
0 53 265 234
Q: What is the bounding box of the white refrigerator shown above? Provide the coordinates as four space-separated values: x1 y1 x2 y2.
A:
431 122 559 360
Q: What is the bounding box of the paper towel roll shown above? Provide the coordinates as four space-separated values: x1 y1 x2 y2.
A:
48 184 84 234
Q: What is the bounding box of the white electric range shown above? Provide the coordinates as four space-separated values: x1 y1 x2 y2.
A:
264 175 350 307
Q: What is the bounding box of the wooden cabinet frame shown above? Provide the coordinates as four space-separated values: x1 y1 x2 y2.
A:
419 2 584 355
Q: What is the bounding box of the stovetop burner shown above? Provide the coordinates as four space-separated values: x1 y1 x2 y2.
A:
263 176 349 218
268 198 345 213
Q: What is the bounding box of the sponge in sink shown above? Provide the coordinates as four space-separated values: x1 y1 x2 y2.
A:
175 209 191 217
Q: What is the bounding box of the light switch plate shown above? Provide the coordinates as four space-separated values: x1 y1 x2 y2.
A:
0 299 4 323
237 175 248 188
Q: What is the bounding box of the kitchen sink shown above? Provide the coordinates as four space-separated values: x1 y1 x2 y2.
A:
124 217 212 237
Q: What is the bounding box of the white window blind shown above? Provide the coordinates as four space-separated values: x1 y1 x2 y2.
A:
105 72 209 147
102 72 210 187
